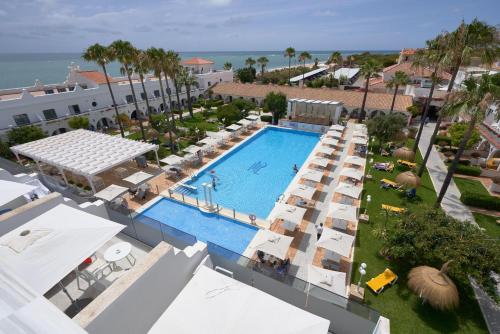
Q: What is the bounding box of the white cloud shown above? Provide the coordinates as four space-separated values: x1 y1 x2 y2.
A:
207 0 232 6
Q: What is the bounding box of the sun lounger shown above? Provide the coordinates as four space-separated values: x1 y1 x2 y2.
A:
380 179 403 191
373 162 394 172
397 159 416 169
381 204 406 214
366 268 398 294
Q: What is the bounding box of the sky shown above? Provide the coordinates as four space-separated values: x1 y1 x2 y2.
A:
0 0 498 53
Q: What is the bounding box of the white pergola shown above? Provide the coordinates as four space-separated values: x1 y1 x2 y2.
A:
10 129 159 193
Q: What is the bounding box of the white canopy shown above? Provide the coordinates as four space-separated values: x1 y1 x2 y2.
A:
160 154 185 166
271 202 307 229
10 129 158 177
246 115 259 121
197 137 218 146
206 130 231 140
123 171 154 185
339 167 364 181
334 182 362 199
329 124 345 131
247 229 294 260
310 157 329 168
321 138 338 146
328 202 358 222
148 266 329 334
316 146 335 155
352 137 368 145
300 169 324 183
94 184 129 202
226 124 242 131
352 130 368 138
289 184 317 200
327 130 342 139
355 124 366 130
307 265 347 297
315 227 355 258
0 204 124 294
344 155 366 167
0 267 88 334
237 119 252 127
0 180 36 207
183 145 202 154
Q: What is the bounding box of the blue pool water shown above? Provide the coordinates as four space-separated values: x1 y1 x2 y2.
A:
186 127 320 218
139 198 258 255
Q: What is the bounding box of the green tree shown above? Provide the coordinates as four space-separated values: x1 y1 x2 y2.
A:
8 126 47 145
109 40 146 140
298 51 312 81
327 51 343 73
264 92 287 125
0 140 13 159
216 104 241 126
436 74 500 206
245 57 256 69
358 59 382 121
133 49 154 125
366 113 406 150
386 71 410 112
223 62 232 70
82 43 125 137
178 67 199 118
231 99 255 115
284 47 296 85
448 123 480 148
236 67 256 83
68 116 89 129
163 50 183 122
257 56 269 76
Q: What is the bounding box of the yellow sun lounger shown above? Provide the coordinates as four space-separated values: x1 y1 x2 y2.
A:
381 204 406 213
397 159 416 169
366 268 398 294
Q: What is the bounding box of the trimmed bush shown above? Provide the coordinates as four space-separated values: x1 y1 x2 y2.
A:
453 164 481 176
461 191 500 211
434 135 452 145
260 115 272 123
192 103 201 108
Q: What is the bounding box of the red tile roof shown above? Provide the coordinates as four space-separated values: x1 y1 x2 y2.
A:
76 71 116 85
383 62 452 80
400 48 417 55
181 57 214 65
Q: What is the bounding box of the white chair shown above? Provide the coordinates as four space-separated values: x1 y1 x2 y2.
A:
75 254 113 290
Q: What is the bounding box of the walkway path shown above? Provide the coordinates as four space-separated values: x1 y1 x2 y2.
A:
418 123 476 224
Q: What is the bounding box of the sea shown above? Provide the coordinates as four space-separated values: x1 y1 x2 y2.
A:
0 50 397 90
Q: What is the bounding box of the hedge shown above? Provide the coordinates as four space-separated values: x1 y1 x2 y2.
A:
452 164 481 176
434 135 452 145
192 103 201 108
461 192 500 211
260 115 272 123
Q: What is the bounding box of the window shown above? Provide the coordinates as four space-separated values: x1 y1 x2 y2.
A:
43 108 57 121
154 90 160 98
44 89 54 95
208 81 211 86
57 88 67 93
141 92 147 100
68 104 80 114
13 114 30 126
68 86 75 91
91 101 97 107
126 95 134 103
80 84 88 89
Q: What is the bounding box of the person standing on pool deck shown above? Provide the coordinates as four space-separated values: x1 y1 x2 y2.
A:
316 223 323 240
212 176 217 190
293 164 299 173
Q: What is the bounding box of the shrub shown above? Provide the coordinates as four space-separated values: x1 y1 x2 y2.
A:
434 135 452 145
0 140 13 159
260 115 272 123
461 192 500 211
216 104 242 126
231 99 256 114
236 67 256 83
192 103 201 109
76 183 83 188
453 164 481 176
68 116 89 130
448 122 480 148
7 125 47 145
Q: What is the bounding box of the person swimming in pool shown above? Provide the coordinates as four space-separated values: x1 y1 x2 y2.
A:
293 164 299 173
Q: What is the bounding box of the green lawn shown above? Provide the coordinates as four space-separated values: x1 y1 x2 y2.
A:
473 213 500 239
453 177 490 196
175 112 221 132
351 140 488 334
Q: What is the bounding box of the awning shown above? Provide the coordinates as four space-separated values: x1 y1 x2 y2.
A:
123 171 154 185
148 266 329 334
226 124 242 132
271 202 307 227
327 130 342 138
183 145 202 154
206 130 231 139
328 202 358 222
352 137 368 145
316 146 335 155
307 264 347 297
321 138 338 146
334 182 362 199
160 154 185 166
289 184 317 200
339 167 364 180
246 115 259 121
329 124 345 131
300 169 324 183
353 130 368 138
344 155 366 167
94 184 129 201
0 204 124 294
315 227 355 258
310 157 329 168
0 180 37 207
237 119 252 127
247 229 294 260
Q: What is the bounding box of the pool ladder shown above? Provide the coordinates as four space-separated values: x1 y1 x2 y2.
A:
276 193 285 203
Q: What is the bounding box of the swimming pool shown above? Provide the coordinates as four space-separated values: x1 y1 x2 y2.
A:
139 198 258 254
185 127 320 218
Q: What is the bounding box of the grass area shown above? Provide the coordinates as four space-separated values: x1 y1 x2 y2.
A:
453 177 490 197
175 112 221 132
351 140 488 334
473 213 500 239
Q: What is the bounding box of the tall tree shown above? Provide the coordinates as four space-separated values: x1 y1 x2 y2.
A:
133 50 154 125
264 92 287 125
178 67 199 118
284 47 296 85
82 43 125 137
245 57 256 69
328 51 343 73
386 71 410 111
366 113 407 150
298 51 312 81
411 34 448 153
163 50 183 123
257 56 269 76
109 40 146 140
358 59 382 122
146 47 175 151
223 62 232 70
436 75 500 206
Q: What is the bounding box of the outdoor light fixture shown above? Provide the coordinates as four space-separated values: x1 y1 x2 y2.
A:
358 262 367 292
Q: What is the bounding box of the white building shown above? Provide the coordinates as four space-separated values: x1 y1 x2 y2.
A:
0 58 233 139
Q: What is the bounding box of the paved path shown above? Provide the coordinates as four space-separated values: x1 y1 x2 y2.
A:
418 123 476 224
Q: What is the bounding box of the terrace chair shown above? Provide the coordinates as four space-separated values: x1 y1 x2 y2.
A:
134 188 146 200
380 179 403 191
366 268 398 294
381 204 406 214
75 254 113 290
397 159 416 169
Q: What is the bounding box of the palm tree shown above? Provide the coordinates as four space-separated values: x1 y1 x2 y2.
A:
348 55 355 67
386 71 410 111
328 51 343 73
163 50 183 123
418 20 499 177
257 56 269 76
358 59 382 121
109 40 146 141
411 34 448 153
146 47 175 151
223 62 232 70
178 67 199 118
436 74 500 206
245 57 256 69
298 51 312 81
133 50 154 125
284 47 296 85
82 44 125 137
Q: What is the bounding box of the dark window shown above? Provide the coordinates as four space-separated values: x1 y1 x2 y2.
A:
44 89 54 95
80 84 88 89
68 86 75 91
43 108 57 120
13 114 30 126
154 90 160 98
141 92 147 100
126 95 134 103
208 81 211 86
57 88 67 93
68 104 80 114
91 101 97 107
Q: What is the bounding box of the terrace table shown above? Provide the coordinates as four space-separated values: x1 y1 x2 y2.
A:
104 242 136 269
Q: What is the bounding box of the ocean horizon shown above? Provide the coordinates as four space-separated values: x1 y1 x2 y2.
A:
0 50 398 89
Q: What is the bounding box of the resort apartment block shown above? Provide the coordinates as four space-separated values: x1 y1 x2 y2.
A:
0 57 232 139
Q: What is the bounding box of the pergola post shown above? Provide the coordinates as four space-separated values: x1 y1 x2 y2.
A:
14 152 22 165
86 175 97 194
58 167 69 185
34 160 44 175
154 149 160 167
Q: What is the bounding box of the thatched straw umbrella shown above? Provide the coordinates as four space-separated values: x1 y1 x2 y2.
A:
394 146 415 162
163 132 177 141
129 125 140 133
395 171 421 188
147 128 159 139
408 261 459 311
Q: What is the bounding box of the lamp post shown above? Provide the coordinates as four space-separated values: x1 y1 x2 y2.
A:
365 195 371 215
357 263 367 293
